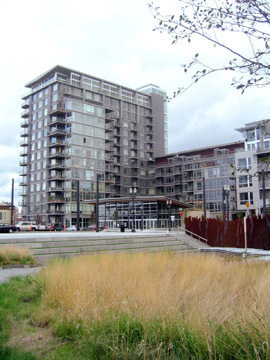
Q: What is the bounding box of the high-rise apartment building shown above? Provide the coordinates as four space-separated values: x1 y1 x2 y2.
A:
20 66 166 227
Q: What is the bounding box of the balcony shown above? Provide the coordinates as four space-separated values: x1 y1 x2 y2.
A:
105 123 114 131
19 169 27 176
105 154 114 162
21 99 30 109
19 158 28 166
19 191 27 196
105 144 114 152
48 128 66 137
48 184 65 191
131 151 138 159
20 139 28 147
47 197 65 203
18 201 27 207
105 134 114 141
20 148 28 156
47 162 65 170
105 164 114 172
48 174 64 180
48 150 66 159
20 119 29 128
105 175 115 183
20 129 28 137
47 209 65 215
48 139 66 147
48 102 66 116
20 178 28 186
21 109 29 118
50 116 66 126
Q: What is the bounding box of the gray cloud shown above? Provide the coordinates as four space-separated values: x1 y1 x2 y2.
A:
0 0 269 207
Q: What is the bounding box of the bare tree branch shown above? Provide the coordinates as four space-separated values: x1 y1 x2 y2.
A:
148 0 270 96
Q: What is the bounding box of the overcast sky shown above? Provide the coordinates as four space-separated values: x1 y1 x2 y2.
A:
0 0 269 206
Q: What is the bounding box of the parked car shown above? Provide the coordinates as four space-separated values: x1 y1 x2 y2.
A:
0 223 17 233
65 225 77 231
16 221 37 231
87 225 104 231
49 224 64 231
37 224 50 231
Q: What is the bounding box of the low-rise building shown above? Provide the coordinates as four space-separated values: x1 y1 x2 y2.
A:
235 119 270 215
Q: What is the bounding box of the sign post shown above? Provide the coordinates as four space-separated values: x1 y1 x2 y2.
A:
243 201 249 260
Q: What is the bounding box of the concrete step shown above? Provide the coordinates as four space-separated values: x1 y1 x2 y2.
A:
0 232 204 264
173 231 210 249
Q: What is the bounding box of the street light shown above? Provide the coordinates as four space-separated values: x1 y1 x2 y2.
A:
129 185 137 232
166 199 172 231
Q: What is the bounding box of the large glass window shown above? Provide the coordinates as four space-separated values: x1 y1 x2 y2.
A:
246 129 255 141
240 192 253 205
238 157 251 170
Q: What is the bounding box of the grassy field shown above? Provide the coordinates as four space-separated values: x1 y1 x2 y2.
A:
1 252 270 359
0 245 36 266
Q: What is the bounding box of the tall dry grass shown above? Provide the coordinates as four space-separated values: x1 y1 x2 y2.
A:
37 252 270 331
0 245 36 265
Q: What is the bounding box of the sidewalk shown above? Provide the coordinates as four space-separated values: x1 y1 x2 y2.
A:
0 267 42 284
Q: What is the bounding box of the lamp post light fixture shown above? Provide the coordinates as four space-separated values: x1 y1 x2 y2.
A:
129 185 137 232
166 199 172 231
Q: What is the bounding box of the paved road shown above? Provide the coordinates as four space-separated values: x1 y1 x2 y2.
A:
0 267 42 284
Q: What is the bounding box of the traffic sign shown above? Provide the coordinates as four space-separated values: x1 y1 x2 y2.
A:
179 210 183 216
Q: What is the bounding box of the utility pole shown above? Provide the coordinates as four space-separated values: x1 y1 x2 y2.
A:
11 178 14 225
96 174 101 232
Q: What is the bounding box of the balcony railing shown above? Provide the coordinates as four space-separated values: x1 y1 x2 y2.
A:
20 140 28 147
20 119 29 128
21 109 29 118
20 129 28 137
21 99 30 109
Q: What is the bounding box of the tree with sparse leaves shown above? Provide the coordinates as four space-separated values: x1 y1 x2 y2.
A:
149 0 270 96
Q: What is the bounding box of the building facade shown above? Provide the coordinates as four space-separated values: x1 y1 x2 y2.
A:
148 142 245 219
20 66 166 227
235 119 270 214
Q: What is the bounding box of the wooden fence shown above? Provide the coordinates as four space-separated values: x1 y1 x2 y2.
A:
185 215 270 249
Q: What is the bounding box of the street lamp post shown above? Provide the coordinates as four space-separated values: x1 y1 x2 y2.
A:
129 185 137 232
166 200 172 231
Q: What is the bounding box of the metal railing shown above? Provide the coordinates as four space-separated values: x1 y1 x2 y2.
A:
176 226 208 244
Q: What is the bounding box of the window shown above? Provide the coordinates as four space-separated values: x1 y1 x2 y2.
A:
103 83 118 97
84 104 94 113
239 175 252 188
52 83 58 91
52 93 58 102
0 212 6 221
83 77 100 92
240 192 253 205
121 89 134 102
246 129 255 142
71 73 81 87
238 157 251 170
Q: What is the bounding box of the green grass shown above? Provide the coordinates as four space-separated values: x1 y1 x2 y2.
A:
0 246 37 266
